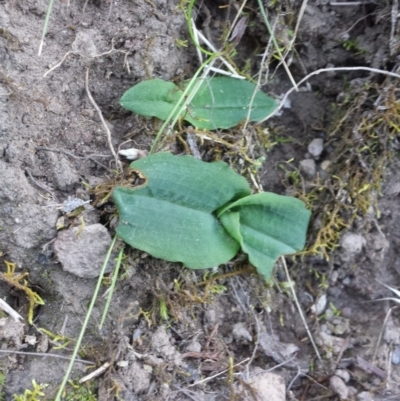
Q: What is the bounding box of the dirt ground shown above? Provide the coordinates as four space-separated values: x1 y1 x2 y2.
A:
1 0 400 400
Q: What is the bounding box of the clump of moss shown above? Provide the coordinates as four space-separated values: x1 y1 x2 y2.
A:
286 83 400 258
13 380 48 401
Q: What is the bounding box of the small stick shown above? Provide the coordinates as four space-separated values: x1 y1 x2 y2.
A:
258 66 400 124
390 0 399 56
257 0 298 91
0 349 94 365
186 358 250 388
79 362 110 383
193 23 245 79
60 315 69 337
333 336 351 370
281 256 321 360
186 133 202 159
0 298 23 321
355 356 387 380
36 146 111 160
43 51 74 78
373 307 393 364
330 2 365 5
277 0 308 71
44 38 118 78
25 168 58 201
85 68 122 173
244 301 261 379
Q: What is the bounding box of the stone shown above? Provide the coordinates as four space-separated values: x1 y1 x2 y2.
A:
341 232 366 255
232 322 253 342
308 138 324 158
71 30 98 59
240 369 285 401
317 331 350 356
185 341 201 353
0 317 24 348
44 152 80 191
126 362 151 394
299 159 316 179
54 223 112 278
311 293 327 315
335 369 351 383
151 325 182 366
356 391 373 401
204 309 217 325
330 375 349 400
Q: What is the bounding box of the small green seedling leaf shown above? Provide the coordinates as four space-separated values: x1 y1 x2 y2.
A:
120 77 277 130
217 193 311 280
120 79 183 121
113 153 251 268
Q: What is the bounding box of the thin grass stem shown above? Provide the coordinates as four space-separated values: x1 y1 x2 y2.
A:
99 244 125 329
54 235 118 401
186 0 216 57
149 55 216 154
256 0 298 90
38 0 55 56
281 256 321 360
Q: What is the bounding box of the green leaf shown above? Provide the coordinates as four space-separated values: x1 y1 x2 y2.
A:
218 193 311 280
120 77 277 130
120 79 183 121
113 153 251 268
184 77 277 130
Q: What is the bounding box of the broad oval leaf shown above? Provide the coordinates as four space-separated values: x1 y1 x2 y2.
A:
114 186 239 268
113 153 251 268
184 77 278 130
120 79 183 121
120 77 277 130
218 193 311 280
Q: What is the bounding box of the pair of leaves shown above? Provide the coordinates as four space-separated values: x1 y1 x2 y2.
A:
120 77 277 130
113 153 310 280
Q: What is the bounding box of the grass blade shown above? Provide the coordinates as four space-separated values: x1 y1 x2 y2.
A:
54 235 118 401
38 0 55 56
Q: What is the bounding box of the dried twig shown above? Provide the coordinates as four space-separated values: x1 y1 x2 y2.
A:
43 51 74 78
390 0 399 56
0 298 23 321
79 362 110 383
36 146 113 172
0 349 94 365
281 256 321 360
186 358 250 388
25 168 58 201
258 66 400 124
85 68 122 173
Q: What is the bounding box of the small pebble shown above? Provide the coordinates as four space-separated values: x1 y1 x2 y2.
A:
232 322 252 342
335 369 350 383
321 160 331 171
311 293 327 315
204 309 216 325
330 375 349 400
392 345 400 365
308 138 324 158
185 341 201 353
341 232 366 254
299 159 316 179
356 391 373 401
25 335 37 346
341 307 352 318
